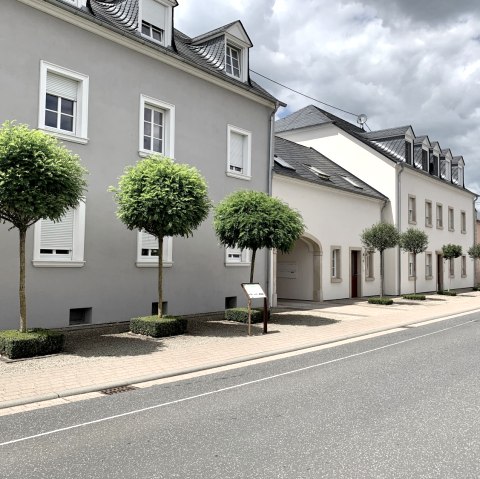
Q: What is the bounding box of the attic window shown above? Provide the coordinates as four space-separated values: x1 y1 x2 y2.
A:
306 165 330 180
142 20 164 43
340 175 363 189
226 44 241 78
274 155 295 170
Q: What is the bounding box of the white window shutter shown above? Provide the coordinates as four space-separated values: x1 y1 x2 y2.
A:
142 0 166 28
230 132 244 170
47 72 78 100
141 232 159 250
40 209 74 250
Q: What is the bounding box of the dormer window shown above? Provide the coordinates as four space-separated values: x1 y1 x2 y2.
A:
405 141 412 165
226 44 241 78
421 149 428 171
142 20 164 43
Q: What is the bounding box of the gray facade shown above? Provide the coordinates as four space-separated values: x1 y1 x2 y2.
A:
0 0 278 329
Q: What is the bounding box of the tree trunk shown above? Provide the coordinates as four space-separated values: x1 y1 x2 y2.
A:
157 235 164 318
249 249 257 283
380 249 384 298
413 253 417 294
19 228 27 332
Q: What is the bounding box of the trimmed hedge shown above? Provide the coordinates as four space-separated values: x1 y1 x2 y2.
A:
130 316 187 338
368 297 394 305
437 290 457 296
225 308 264 323
403 294 426 300
0 329 65 360
473 286 479 292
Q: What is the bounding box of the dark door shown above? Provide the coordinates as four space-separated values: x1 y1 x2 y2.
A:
437 254 443 291
351 251 360 298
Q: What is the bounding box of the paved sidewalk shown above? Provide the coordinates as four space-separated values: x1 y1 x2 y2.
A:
1 291 479 414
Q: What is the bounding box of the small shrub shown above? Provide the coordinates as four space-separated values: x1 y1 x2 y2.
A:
225 308 264 323
472 285 479 292
402 294 426 300
437 290 457 296
368 297 394 305
0 329 65 359
130 316 187 338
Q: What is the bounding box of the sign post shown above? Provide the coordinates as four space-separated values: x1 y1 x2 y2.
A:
241 283 269 335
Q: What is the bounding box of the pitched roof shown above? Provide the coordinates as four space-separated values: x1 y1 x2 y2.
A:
274 136 387 202
62 1 278 104
275 105 333 133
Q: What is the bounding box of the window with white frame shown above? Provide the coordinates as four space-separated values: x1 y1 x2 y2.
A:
449 257 455 277
227 125 251 179
225 246 250 265
139 95 175 157
39 61 89 143
405 141 412 164
331 246 341 282
225 44 241 79
425 252 432 279
436 203 443 229
141 20 164 43
408 195 416 224
408 253 415 278
425 200 432 227
365 249 374 280
33 202 86 267
136 231 172 267
461 211 466 234
139 0 170 46
461 255 467 277
448 207 454 231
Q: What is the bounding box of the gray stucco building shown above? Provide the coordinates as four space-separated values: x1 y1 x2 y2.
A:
0 0 280 328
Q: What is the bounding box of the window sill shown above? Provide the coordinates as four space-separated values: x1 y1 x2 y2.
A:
425 223 432 228
408 220 417 225
425 275 433 280
226 171 251 181
461 274 467 278
136 261 173 268
39 128 89 145
138 150 171 159
365 277 375 282
225 263 250 267
331 278 342 283
461 230 466 234
408 275 416 280
448 228 455 232
33 260 85 268
436 226 444 230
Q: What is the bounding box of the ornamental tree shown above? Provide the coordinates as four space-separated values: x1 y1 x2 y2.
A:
110 155 211 317
399 228 429 294
214 190 304 283
360 222 400 297
0 122 87 332
442 243 462 291
467 243 480 261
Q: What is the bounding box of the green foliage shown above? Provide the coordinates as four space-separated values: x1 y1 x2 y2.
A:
0 329 64 359
437 290 457 296
399 228 429 254
214 190 304 281
360 222 400 252
467 243 480 260
0 122 87 229
214 190 304 253
441 244 462 260
402 294 426 300
130 316 188 337
368 297 394 305
225 307 263 323
110 155 210 238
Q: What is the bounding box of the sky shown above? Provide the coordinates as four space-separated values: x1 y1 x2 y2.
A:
174 0 480 199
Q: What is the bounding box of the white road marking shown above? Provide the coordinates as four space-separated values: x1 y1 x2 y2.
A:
0 317 476 447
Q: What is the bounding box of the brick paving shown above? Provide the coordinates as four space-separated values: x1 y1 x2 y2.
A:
1 292 479 414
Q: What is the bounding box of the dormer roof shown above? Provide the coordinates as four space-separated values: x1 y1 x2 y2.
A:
453 156 465 167
191 20 252 48
363 125 414 141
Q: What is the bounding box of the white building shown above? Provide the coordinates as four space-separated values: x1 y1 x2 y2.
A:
275 105 477 296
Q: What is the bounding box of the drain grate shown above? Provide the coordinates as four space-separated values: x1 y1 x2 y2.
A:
100 385 138 395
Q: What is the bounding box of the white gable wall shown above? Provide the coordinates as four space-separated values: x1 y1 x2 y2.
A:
273 174 384 301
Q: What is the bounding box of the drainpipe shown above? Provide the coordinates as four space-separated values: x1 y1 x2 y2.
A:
473 195 479 284
396 162 405 295
267 101 281 306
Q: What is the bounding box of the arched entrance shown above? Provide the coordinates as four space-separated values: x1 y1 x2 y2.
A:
275 234 322 302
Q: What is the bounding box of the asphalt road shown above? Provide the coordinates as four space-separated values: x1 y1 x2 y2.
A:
1 312 479 478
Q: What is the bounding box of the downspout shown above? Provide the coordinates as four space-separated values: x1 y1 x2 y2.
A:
396 162 405 295
473 195 479 285
267 101 281 306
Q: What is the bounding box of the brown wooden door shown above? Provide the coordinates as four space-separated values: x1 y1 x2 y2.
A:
351 251 360 297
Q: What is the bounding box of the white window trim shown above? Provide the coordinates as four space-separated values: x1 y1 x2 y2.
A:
436 203 443 229
425 252 433 280
139 94 175 158
365 249 375 281
408 253 416 279
225 246 251 267
33 201 86 267
449 258 455 278
460 210 466 234
448 207 455 232
224 34 248 82
226 124 251 180
136 233 173 268
331 246 342 283
461 255 467 278
425 200 432 228
138 0 174 48
38 61 89 144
